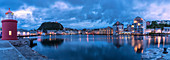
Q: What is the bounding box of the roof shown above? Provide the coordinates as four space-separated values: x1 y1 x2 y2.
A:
134 16 143 21
113 21 123 26
164 27 170 29
5 8 13 14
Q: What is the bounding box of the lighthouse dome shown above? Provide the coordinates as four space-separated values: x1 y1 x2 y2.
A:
3 8 15 20
5 8 13 14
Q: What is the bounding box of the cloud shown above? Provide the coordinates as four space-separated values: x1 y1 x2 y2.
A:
14 4 37 23
51 1 83 11
21 24 30 27
144 3 170 20
68 19 113 29
1 0 170 29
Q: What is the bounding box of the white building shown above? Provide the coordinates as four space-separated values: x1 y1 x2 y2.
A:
155 28 162 33
145 29 154 34
113 21 124 35
163 27 170 33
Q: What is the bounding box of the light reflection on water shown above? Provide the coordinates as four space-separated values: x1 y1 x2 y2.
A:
30 35 170 60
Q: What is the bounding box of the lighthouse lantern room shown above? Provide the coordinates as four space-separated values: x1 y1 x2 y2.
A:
1 8 18 40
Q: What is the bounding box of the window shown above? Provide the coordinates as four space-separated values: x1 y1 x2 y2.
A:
9 31 12 35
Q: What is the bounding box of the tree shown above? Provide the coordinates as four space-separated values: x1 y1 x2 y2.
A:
151 21 159 33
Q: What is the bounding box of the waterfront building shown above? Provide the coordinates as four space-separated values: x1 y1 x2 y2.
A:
99 26 113 35
99 28 106 34
113 21 124 35
47 30 56 34
145 29 154 34
29 31 37 35
1 8 18 40
163 27 170 33
132 16 146 34
78 30 82 34
94 29 99 34
127 24 131 32
106 26 113 35
155 20 170 25
155 28 162 33
17 29 29 36
122 28 131 34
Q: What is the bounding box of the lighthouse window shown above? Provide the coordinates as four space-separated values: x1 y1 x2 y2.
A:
9 31 12 35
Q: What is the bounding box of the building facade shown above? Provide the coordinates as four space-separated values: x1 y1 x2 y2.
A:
163 27 170 33
132 16 146 34
113 21 124 35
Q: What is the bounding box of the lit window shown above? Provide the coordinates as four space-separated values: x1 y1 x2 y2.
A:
17 31 20 34
9 31 12 35
134 20 137 23
138 23 141 26
23 32 25 35
27 32 29 35
131 25 134 27
132 30 134 32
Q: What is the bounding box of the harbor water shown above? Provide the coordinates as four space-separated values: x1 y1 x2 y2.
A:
29 35 170 60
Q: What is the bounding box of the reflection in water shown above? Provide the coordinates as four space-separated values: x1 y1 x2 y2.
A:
41 38 64 47
30 43 37 48
86 35 89 42
109 35 169 53
32 35 170 60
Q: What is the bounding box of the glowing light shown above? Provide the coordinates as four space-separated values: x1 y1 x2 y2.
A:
157 29 161 33
131 25 134 27
163 37 165 47
132 30 134 32
138 43 141 49
148 37 151 46
134 46 137 52
17 31 20 35
9 31 12 35
138 23 141 26
23 32 26 35
134 20 137 23
27 32 29 35
131 36 135 46
87 35 89 42
158 36 161 48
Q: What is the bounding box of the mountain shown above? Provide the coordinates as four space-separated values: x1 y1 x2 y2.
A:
38 22 64 30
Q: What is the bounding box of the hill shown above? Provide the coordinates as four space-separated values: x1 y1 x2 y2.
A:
38 22 63 30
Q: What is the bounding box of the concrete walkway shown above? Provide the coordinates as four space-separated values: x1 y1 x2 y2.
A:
142 48 170 60
0 41 25 60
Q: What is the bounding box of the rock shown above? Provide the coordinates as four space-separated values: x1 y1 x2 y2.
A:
142 55 149 58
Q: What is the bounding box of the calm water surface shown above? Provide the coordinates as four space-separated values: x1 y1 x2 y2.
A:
30 35 170 60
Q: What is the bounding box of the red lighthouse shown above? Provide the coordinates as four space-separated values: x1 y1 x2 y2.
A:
1 8 18 40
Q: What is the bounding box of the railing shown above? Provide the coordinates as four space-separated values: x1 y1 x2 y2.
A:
1 15 17 20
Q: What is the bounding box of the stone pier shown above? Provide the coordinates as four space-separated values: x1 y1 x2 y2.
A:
0 38 48 60
142 48 170 60
0 41 25 60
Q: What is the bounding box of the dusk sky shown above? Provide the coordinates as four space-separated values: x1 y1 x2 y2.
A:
0 0 170 30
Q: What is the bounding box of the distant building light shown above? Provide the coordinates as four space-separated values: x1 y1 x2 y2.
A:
17 31 20 35
132 30 134 32
27 32 29 35
23 32 25 35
